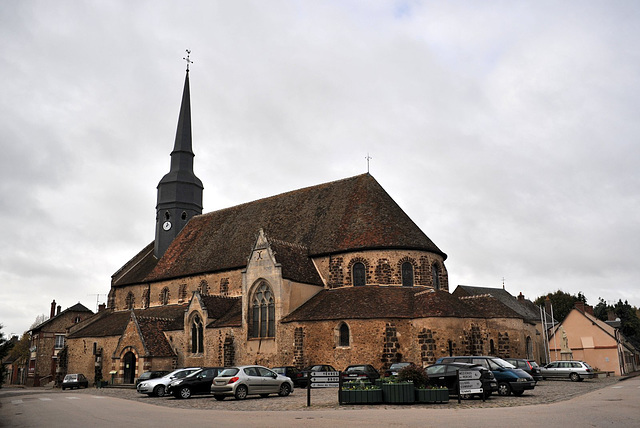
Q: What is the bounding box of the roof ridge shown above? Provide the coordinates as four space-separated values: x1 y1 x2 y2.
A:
459 294 493 300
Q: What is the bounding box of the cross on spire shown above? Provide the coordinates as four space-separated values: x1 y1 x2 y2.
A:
183 49 193 72
366 153 372 173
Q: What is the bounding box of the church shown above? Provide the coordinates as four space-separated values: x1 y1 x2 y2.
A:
66 68 546 384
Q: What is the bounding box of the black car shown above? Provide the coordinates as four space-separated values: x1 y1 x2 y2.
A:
297 364 338 387
166 367 224 399
341 364 380 383
504 358 543 382
272 366 303 388
61 373 89 390
426 362 498 399
383 362 414 377
135 370 170 386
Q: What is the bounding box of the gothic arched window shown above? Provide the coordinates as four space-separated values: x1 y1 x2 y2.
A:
353 262 366 286
191 314 204 353
250 282 275 338
401 262 414 287
125 292 135 310
339 322 350 347
432 263 441 290
160 287 170 305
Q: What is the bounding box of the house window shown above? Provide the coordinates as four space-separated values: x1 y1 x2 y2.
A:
401 262 414 287
352 262 366 286
490 339 496 355
54 335 65 349
191 314 204 353
125 292 135 310
160 287 170 305
250 282 275 338
338 323 350 347
432 263 441 290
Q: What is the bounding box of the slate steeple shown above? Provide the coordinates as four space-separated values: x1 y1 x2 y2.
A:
154 65 203 259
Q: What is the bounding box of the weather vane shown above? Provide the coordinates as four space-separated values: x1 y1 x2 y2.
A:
366 153 372 173
183 49 193 72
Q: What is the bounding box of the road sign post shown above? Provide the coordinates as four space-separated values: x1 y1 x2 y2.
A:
307 371 341 406
457 370 484 403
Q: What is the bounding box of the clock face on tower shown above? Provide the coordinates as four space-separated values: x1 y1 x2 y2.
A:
162 221 172 231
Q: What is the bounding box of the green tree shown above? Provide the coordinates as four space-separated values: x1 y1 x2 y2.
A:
534 290 587 322
0 325 15 388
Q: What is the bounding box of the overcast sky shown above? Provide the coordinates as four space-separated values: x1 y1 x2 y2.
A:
1 1 639 338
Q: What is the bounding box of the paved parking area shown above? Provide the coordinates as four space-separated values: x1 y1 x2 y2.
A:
44 376 621 411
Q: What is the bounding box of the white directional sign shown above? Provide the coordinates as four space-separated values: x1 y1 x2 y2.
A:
459 380 483 394
310 371 340 388
458 370 481 380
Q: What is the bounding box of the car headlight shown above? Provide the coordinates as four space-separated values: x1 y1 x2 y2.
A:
139 382 147 388
517 378 528 382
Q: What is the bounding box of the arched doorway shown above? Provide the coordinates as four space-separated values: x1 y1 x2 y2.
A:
123 351 136 384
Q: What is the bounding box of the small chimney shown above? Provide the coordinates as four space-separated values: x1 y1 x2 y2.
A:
98 303 106 312
585 304 594 316
544 296 552 314
50 300 56 319
56 305 61 316
575 301 585 313
517 292 525 301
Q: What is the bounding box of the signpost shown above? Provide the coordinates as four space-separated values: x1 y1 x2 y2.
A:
307 371 341 406
457 370 484 403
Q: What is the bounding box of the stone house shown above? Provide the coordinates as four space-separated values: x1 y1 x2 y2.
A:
27 301 92 386
66 69 546 384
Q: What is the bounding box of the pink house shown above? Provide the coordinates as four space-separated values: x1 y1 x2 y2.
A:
548 302 639 376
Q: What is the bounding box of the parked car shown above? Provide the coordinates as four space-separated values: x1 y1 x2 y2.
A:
136 367 200 397
383 362 414 377
296 364 338 387
436 356 535 396
271 366 303 387
541 361 595 382
504 358 542 382
167 367 225 399
211 365 294 400
135 370 169 386
61 373 89 390
341 364 380 383
425 362 498 399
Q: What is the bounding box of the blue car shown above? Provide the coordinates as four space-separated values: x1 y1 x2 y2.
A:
436 356 535 396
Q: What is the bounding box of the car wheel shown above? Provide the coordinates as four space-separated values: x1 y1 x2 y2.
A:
61 387 65 391
570 373 580 382
214 395 225 401
278 383 291 397
498 382 511 396
513 390 524 396
153 385 165 397
179 386 192 399
235 385 248 400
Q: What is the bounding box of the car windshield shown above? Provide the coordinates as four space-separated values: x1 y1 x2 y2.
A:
346 366 367 372
138 372 152 380
63 375 77 381
184 369 204 379
390 363 410 370
490 358 515 369
529 361 539 368
219 368 239 377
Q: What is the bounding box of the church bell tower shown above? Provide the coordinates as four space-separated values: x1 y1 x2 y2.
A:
154 56 203 259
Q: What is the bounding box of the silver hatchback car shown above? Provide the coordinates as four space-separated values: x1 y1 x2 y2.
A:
211 365 294 400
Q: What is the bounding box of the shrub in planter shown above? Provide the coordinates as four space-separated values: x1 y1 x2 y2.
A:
397 364 429 389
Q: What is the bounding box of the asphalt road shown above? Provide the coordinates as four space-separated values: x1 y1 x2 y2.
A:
1 376 638 427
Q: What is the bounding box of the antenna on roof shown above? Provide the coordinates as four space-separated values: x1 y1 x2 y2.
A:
502 277 505 290
87 294 107 312
366 153 372 174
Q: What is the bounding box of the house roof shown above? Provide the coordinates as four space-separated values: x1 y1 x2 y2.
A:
200 295 242 328
29 303 93 333
67 304 187 339
281 286 523 322
113 174 446 286
452 285 547 323
136 316 176 357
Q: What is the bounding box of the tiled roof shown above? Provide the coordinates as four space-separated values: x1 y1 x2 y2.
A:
67 305 187 338
136 317 176 357
453 285 543 322
269 239 323 285
114 174 445 286
281 286 521 322
200 295 242 324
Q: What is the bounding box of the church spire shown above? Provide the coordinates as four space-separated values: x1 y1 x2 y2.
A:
154 56 203 259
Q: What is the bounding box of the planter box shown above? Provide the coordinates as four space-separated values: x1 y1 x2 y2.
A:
415 388 449 403
340 389 382 404
382 382 415 404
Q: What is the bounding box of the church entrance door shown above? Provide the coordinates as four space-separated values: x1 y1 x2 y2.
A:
123 352 136 384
